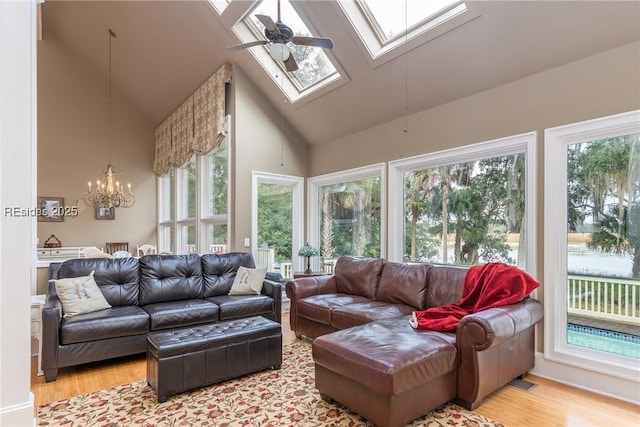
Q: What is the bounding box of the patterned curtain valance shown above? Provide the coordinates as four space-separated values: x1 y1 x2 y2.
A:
153 63 232 176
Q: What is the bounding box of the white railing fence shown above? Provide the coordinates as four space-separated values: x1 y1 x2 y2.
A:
568 274 640 325
256 248 275 270
279 262 292 279
209 244 228 254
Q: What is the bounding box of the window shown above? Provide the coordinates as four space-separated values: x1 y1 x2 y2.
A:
207 0 231 15
388 132 536 270
252 172 304 279
544 111 640 382
308 164 385 272
248 0 337 91
230 0 347 104
337 0 479 67
157 139 229 254
359 0 460 43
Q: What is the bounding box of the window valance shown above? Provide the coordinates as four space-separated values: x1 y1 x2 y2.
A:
153 63 232 177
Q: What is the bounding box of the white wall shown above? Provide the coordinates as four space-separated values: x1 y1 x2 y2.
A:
0 0 37 425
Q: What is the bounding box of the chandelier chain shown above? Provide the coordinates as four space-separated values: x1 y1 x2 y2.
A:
83 27 135 209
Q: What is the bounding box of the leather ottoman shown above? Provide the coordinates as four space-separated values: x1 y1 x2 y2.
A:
147 316 282 402
312 316 457 427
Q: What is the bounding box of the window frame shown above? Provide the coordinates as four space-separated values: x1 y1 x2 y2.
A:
156 134 230 255
335 0 480 68
388 132 537 271
307 163 386 270
543 110 640 382
251 171 305 273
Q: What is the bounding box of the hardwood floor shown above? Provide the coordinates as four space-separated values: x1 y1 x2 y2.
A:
32 313 639 426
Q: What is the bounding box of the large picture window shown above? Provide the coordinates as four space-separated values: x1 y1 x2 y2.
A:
308 164 385 272
388 132 536 270
157 139 229 254
544 111 640 385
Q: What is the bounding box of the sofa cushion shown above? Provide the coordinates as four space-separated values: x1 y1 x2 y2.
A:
58 257 140 306
59 305 149 345
331 301 415 330
54 272 112 318
206 295 274 320
228 266 267 295
425 265 468 308
312 316 457 396
334 257 385 300
201 252 256 297
297 293 370 325
139 254 203 305
376 262 430 310
143 299 219 331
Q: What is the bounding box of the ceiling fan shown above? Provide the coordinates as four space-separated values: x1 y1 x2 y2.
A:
227 0 334 72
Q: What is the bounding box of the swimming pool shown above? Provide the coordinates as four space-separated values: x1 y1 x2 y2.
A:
567 324 640 358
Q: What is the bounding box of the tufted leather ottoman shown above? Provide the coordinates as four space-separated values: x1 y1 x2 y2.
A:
147 316 282 402
312 316 457 427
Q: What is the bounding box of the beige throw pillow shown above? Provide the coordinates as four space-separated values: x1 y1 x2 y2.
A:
54 271 111 318
228 266 267 295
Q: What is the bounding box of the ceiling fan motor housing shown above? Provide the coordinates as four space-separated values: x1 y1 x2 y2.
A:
265 21 294 43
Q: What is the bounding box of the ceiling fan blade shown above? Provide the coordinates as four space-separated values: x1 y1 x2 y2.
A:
227 40 269 51
255 14 279 34
284 55 299 72
291 36 334 50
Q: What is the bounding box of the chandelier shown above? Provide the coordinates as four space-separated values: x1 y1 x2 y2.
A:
83 28 135 209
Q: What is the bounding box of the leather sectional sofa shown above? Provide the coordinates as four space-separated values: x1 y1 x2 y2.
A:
286 256 543 425
42 252 282 382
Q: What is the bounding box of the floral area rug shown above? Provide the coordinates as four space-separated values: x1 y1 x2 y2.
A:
38 341 503 426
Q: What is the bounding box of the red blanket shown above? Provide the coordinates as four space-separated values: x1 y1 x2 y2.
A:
410 262 540 331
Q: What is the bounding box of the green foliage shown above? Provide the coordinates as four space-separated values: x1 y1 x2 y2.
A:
403 154 524 265
257 184 293 262
569 135 640 277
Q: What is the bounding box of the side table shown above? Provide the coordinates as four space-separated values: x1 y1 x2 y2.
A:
31 294 46 376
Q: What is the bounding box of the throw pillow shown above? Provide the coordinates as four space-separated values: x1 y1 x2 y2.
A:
228 266 267 295
54 271 111 318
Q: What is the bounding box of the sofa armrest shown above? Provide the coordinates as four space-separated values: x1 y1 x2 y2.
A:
41 292 62 382
285 275 338 301
261 279 282 324
455 297 543 409
456 297 544 351
285 275 338 334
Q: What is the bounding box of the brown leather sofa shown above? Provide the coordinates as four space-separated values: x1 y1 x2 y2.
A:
286 256 543 426
42 252 281 382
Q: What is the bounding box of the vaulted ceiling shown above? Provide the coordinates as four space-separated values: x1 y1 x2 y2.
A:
41 0 640 146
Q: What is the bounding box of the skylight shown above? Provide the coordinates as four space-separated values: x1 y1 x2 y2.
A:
227 0 345 104
359 0 460 43
248 0 338 91
207 0 231 15
337 0 480 67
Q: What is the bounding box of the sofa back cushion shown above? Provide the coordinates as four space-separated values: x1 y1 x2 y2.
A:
57 257 140 306
201 252 256 297
376 262 430 310
334 257 385 300
425 264 468 308
139 254 203 305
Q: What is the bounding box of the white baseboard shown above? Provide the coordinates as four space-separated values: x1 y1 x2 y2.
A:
531 352 640 405
0 392 35 427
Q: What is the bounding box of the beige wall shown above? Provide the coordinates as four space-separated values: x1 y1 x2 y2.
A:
230 65 308 252
37 35 156 258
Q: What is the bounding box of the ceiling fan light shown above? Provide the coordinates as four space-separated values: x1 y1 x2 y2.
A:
270 43 290 62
